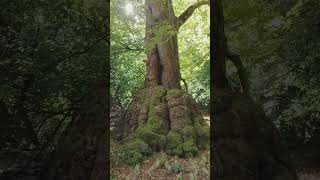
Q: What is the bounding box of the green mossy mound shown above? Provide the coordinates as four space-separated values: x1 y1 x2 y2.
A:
115 138 152 166
182 139 199 158
136 127 167 150
166 132 184 156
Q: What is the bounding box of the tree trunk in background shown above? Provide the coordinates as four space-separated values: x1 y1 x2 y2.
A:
212 0 228 90
0 101 9 143
211 1 298 180
42 82 108 180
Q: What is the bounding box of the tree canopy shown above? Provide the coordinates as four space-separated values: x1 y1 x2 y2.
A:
223 0 320 151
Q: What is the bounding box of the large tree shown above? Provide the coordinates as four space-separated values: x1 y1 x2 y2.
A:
119 0 210 162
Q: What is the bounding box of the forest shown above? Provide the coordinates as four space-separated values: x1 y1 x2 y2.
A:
1 0 109 179
0 0 319 180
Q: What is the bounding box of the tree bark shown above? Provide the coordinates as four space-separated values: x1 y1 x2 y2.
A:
144 0 210 89
177 0 209 28
226 46 250 95
0 101 10 143
144 0 181 89
212 0 228 90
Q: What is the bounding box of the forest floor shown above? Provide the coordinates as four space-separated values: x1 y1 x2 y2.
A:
295 154 320 180
298 171 320 180
110 148 209 180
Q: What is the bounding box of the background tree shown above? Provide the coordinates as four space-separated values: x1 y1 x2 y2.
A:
223 0 320 169
212 0 298 179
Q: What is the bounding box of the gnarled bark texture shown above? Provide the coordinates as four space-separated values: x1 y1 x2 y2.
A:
144 0 182 89
122 86 209 158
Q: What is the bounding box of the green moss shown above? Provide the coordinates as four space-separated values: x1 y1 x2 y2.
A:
114 138 153 166
146 86 167 132
170 144 184 157
152 86 167 98
166 132 183 148
122 87 210 160
138 100 149 126
193 120 209 149
126 138 152 155
136 127 166 150
166 89 183 98
182 139 199 157
147 105 162 130
180 125 196 140
194 121 209 137
118 149 143 167
166 132 183 156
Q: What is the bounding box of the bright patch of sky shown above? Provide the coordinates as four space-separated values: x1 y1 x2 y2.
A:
124 3 134 15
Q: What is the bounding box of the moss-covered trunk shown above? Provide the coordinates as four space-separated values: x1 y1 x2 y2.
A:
42 82 108 180
121 86 209 165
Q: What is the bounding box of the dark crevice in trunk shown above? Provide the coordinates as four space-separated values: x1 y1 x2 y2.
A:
159 64 163 85
164 90 171 132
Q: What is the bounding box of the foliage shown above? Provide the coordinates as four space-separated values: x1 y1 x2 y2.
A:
223 0 320 146
0 0 108 152
110 0 145 108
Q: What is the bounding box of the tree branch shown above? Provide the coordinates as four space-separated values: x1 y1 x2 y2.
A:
226 47 250 95
181 78 189 93
177 0 209 28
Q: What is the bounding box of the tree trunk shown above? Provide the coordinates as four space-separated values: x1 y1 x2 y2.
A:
120 0 210 162
212 0 228 90
144 0 181 89
0 101 10 143
226 47 250 95
211 1 298 180
42 82 108 180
